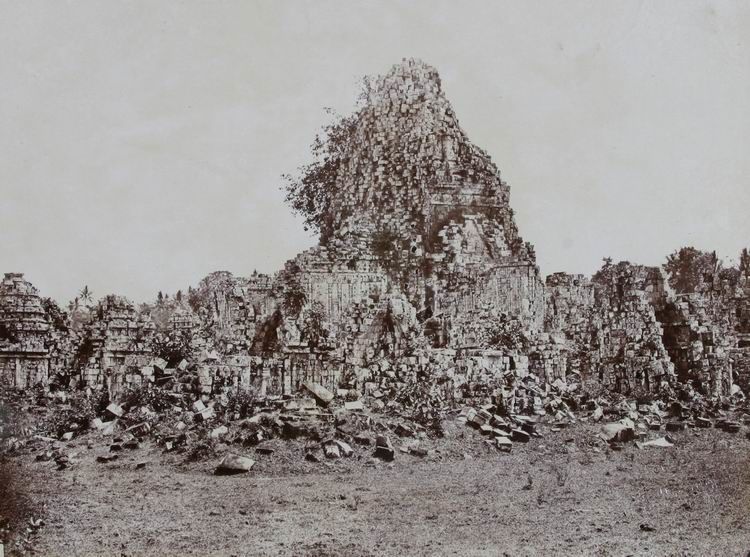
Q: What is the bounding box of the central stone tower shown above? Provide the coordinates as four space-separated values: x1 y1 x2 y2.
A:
288 59 544 348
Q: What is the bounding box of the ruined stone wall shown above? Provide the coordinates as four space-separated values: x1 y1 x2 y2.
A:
0 354 49 389
657 276 750 396
0 273 51 387
193 271 274 350
543 265 675 395
440 263 545 332
295 246 390 322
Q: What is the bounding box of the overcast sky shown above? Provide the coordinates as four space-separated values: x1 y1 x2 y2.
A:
1 1 748 304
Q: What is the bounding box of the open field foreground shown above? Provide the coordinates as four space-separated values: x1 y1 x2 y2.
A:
6 419 750 557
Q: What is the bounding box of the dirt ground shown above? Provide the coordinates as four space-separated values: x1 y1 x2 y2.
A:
8 419 750 557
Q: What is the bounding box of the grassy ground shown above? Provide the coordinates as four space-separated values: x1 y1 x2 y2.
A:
10 418 750 556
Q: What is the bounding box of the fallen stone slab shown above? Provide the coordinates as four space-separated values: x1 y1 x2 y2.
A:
152 357 168 371
479 424 494 436
195 407 215 422
210 425 229 439
302 381 334 406
722 421 741 433
106 403 124 419
496 436 513 452
123 439 139 450
335 440 354 458
215 454 255 475
695 417 712 428
470 409 492 428
125 422 151 437
305 449 323 463
641 437 674 448
374 435 395 461
511 429 530 443
394 423 415 437
323 441 341 459
353 434 372 446
600 419 636 443
344 400 364 411
665 422 687 432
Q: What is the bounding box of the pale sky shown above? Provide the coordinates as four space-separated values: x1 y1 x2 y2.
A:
1 1 748 304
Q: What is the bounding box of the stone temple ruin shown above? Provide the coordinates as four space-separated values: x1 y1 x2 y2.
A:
2 59 750 413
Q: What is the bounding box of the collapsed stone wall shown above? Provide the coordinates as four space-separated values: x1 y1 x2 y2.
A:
658 276 750 396
543 265 676 395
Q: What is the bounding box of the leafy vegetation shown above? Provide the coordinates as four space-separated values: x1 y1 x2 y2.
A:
150 330 196 368
282 109 358 240
278 263 307 318
300 302 329 349
663 247 721 294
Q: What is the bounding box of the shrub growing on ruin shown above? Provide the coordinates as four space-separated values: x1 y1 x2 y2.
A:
282 108 358 241
41 297 68 332
278 263 307 318
224 388 258 420
43 390 109 437
150 330 195 368
486 314 527 352
73 335 96 371
184 436 219 462
301 302 329 349
120 385 175 414
663 247 721 294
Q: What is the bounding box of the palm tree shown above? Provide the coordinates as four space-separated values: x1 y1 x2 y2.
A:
78 285 93 304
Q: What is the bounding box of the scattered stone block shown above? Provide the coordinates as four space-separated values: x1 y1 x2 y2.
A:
106 403 124 418
353 434 372 446
695 417 712 428
336 440 354 457
600 419 636 443
210 425 228 439
642 437 673 448
195 407 215 422
305 449 323 463
374 435 395 461
323 441 341 459
722 421 741 433
496 436 513 452
302 381 334 406
215 454 255 475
